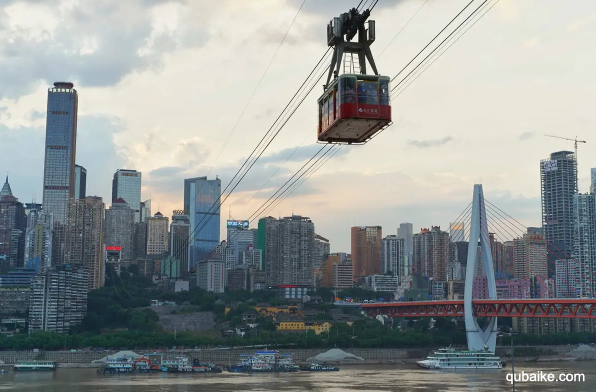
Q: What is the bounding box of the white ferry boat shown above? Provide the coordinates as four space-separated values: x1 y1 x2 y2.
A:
161 356 193 372
13 360 56 371
417 346 503 370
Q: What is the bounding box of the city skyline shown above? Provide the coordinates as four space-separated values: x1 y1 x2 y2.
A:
2 0 596 253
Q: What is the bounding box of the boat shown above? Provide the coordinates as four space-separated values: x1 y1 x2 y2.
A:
191 360 222 373
417 346 503 370
161 356 193 373
226 351 298 373
97 356 160 374
299 362 340 371
97 357 135 374
0 369 9 374
13 360 56 371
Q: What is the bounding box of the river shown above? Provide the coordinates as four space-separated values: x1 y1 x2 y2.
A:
0 363 593 391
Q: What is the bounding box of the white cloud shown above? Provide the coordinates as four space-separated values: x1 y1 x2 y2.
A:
1 0 596 252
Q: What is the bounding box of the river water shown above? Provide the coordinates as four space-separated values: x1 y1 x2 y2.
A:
0 363 593 392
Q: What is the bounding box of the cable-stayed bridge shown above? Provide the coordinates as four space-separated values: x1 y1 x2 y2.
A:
358 184 596 352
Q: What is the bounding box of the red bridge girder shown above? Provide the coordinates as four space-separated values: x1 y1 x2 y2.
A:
361 299 596 318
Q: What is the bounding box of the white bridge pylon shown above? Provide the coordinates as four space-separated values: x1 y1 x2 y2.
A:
463 184 498 352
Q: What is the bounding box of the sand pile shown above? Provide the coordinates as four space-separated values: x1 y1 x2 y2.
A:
92 351 142 363
307 349 364 363
566 344 596 360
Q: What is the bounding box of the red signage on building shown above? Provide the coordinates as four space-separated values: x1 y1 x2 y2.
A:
106 246 122 251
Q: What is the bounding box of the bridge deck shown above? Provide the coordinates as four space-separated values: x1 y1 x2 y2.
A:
361 299 596 318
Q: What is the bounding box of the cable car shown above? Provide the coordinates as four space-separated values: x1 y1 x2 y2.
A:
317 7 392 144
317 74 391 144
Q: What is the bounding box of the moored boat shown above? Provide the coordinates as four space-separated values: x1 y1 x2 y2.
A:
161 356 193 373
97 356 160 374
13 360 56 371
191 360 222 373
417 346 503 370
299 362 340 371
226 351 298 373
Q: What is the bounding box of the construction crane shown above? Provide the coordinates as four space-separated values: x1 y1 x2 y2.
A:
544 134 587 193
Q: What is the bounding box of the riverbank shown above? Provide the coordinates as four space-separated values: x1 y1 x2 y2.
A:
0 345 587 367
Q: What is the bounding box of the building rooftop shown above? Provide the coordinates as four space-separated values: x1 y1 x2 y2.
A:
0 176 12 198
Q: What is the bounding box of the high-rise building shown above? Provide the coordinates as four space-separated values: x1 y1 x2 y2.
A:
184 177 221 270
258 215 315 287
64 196 105 291
134 222 148 259
42 82 78 265
447 241 468 281
28 264 87 334
321 253 353 290
590 168 596 194
513 233 547 280
241 245 263 269
351 226 382 281
540 151 577 261
226 220 256 264
147 212 169 256
412 226 449 282
24 210 53 269
170 210 191 275
74 165 86 199
449 222 465 242
314 234 330 271
398 223 413 274
104 198 135 262
140 199 151 223
24 203 43 217
381 235 406 277
555 259 583 298
0 178 27 271
112 169 142 223
573 193 596 295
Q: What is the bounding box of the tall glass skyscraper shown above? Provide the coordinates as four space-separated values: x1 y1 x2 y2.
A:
112 169 142 223
184 176 221 271
74 164 86 199
540 151 577 269
42 82 78 265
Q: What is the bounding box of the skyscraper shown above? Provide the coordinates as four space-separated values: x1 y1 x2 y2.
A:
540 151 577 261
314 234 330 270
258 215 315 287
398 222 413 274
64 196 105 291
351 226 382 281
42 82 78 265
412 226 449 282
24 210 53 269
184 177 221 270
104 198 135 262
590 168 596 194
147 212 169 256
140 199 151 223
74 165 86 199
226 220 256 265
513 233 547 280
0 178 27 271
28 264 87 334
573 193 596 295
381 235 406 278
170 210 191 275
112 169 142 223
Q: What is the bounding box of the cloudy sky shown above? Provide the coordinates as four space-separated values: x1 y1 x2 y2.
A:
1 0 595 252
